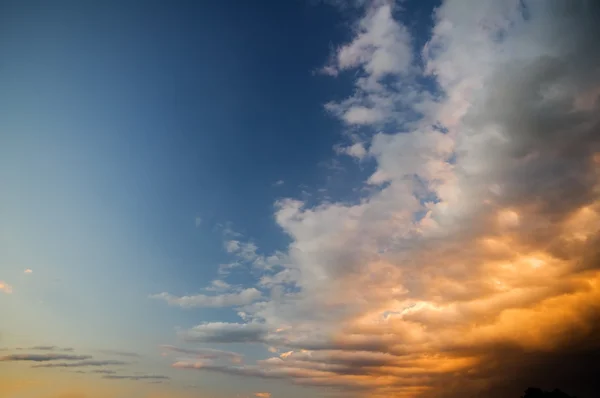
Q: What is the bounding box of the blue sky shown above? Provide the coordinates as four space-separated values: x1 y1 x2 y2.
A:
2 1 600 398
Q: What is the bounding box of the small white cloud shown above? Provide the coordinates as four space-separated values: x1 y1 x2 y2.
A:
343 106 385 125
24 269 33 274
334 3 412 78
339 142 368 160
195 217 202 227
0 281 13 294
318 65 339 76
273 180 284 186
206 279 231 292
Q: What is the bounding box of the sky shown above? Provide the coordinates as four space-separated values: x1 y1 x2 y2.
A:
1 0 599 397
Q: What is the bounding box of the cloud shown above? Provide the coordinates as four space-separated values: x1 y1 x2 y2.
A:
97 349 141 358
273 180 285 186
322 1 421 127
160 345 243 364
150 288 262 308
195 216 202 227
102 374 170 381
325 1 412 79
90 369 116 374
254 393 271 398
205 279 232 292
338 142 368 160
27 346 74 352
179 323 269 344
1 354 91 362
216 233 287 275
0 281 13 294
169 1 600 397
24 269 33 274
33 360 129 368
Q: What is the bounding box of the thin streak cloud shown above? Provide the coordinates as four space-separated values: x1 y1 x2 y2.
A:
1 354 91 362
32 360 129 368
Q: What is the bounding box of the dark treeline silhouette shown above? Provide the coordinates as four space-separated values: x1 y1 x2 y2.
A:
521 387 578 398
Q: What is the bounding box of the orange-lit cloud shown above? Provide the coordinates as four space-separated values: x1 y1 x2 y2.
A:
0 280 13 294
163 1 600 398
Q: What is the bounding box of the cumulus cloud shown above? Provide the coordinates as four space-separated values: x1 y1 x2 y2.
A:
0 281 13 294
167 1 600 397
1 354 91 362
150 288 262 308
324 1 412 78
338 142 368 160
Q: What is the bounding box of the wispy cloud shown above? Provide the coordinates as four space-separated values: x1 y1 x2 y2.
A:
97 349 141 358
26 346 74 352
205 279 232 292
33 359 129 368
179 322 269 344
24 269 33 274
150 288 262 308
160 345 243 364
1 354 91 362
254 393 271 398
90 369 117 374
103 374 170 381
0 281 13 294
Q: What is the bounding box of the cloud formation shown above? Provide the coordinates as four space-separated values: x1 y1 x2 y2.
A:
165 1 600 397
179 322 268 344
97 349 141 358
1 353 91 362
0 281 13 294
150 288 262 308
102 374 170 381
33 360 129 368
26 346 74 352
90 369 117 374
160 345 243 364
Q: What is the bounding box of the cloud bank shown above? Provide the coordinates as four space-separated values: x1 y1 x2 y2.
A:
163 1 600 397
